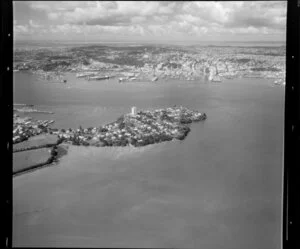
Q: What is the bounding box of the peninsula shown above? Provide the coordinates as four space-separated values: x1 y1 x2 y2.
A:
14 106 206 147
13 106 206 174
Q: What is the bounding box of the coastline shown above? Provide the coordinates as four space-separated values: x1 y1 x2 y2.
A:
13 44 286 85
12 71 284 176
13 105 206 175
12 73 284 247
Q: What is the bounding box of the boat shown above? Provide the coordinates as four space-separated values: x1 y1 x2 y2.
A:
88 75 110 81
152 76 158 82
76 72 97 78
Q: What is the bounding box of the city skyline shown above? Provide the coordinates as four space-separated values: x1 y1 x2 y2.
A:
13 1 287 43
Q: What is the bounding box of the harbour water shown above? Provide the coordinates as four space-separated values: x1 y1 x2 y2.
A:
13 72 284 248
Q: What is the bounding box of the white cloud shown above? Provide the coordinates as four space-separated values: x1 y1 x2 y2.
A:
14 25 29 34
178 14 201 24
131 16 147 24
48 12 62 20
29 19 41 28
14 1 286 41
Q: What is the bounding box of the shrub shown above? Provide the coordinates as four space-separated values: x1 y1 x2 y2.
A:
100 127 108 132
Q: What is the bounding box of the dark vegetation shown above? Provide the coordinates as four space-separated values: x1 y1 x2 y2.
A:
251 67 281 72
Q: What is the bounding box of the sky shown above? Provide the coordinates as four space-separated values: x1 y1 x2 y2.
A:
13 1 287 43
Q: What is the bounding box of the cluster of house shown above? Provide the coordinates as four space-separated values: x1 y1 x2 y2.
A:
13 114 54 144
33 70 67 83
13 45 285 85
54 106 206 147
13 107 206 147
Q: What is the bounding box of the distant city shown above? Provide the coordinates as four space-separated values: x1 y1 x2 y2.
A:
13 42 286 85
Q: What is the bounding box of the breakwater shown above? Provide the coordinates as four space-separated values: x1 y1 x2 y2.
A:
14 107 54 114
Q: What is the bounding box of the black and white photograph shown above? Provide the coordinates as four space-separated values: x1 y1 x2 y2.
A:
12 1 287 248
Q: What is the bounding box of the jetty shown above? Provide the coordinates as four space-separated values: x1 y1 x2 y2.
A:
14 107 54 114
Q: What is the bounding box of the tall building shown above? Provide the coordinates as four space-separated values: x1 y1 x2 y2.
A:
131 106 137 116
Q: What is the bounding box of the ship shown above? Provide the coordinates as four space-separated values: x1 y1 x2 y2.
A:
87 75 110 81
76 72 97 78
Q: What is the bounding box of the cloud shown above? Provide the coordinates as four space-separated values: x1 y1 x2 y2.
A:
29 20 41 28
131 16 147 24
14 25 29 34
224 2 286 30
14 1 287 41
48 12 62 20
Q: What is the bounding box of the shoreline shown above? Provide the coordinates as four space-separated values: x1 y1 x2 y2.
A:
13 143 68 177
13 106 206 175
13 106 207 147
13 44 286 85
13 70 286 88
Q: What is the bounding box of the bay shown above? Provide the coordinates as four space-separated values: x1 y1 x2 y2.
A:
13 72 284 248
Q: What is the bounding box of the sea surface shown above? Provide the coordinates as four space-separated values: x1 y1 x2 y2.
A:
13 72 285 248
14 40 285 49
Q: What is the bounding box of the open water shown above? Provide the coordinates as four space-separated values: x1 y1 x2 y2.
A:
13 72 284 248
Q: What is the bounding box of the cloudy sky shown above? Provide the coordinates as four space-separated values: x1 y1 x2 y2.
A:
13 1 287 43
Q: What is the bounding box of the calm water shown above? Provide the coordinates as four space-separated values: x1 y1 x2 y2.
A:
13 72 285 248
14 40 285 49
